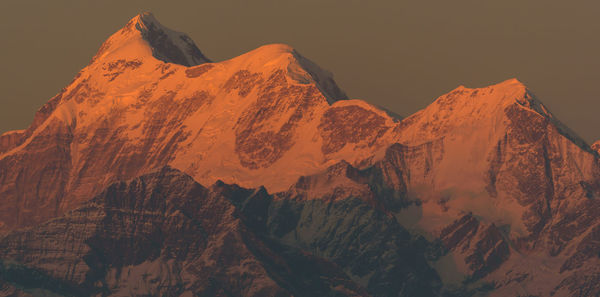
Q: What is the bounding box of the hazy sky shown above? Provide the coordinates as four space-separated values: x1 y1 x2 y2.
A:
1 0 599 142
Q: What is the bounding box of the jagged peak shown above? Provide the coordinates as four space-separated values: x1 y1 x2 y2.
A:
91 12 210 66
129 11 160 29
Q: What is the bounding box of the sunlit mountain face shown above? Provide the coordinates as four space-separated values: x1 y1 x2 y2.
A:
0 13 599 297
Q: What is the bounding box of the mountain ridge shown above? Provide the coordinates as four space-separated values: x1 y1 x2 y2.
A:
1 12 600 297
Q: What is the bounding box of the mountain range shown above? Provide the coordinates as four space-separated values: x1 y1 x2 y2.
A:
0 12 599 297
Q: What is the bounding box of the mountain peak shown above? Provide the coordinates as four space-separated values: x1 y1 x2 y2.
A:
420 78 533 120
129 11 159 28
493 77 525 87
225 43 347 103
429 78 549 119
396 78 591 150
91 12 210 66
450 78 528 101
249 43 296 55
456 78 524 89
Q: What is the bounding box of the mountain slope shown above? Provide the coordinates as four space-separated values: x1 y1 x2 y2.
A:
0 166 449 297
0 167 371 297
392 78 599 234
0 13 397 231
384 79 600 296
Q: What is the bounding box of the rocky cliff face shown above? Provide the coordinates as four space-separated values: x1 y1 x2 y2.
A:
1 12 599 297
0 168 373 297
0 167 446 297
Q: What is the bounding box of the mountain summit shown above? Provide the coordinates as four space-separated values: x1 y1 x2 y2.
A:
92 12 210 66
0 13 599 297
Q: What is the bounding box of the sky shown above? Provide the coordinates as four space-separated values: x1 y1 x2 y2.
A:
1 0 599 143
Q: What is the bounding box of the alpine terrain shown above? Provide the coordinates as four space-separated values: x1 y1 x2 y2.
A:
0 12 599 297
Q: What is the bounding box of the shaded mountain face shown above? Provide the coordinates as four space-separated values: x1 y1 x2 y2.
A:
0 167 437 297
1 12 600 297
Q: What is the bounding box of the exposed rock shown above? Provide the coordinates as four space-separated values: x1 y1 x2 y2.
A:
0 168 367 297
218 162 444 297
440 214 510 279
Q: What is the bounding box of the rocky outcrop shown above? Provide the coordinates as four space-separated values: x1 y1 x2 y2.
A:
439 214 510 279
0 130 25 154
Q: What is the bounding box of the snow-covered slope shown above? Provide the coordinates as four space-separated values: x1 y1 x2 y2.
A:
391 79 597 236
382 79 600 295
0 13 397 231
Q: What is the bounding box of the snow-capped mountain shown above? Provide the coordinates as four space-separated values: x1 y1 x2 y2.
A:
0 12 396 231
381 80 600 295
0 12 599 297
